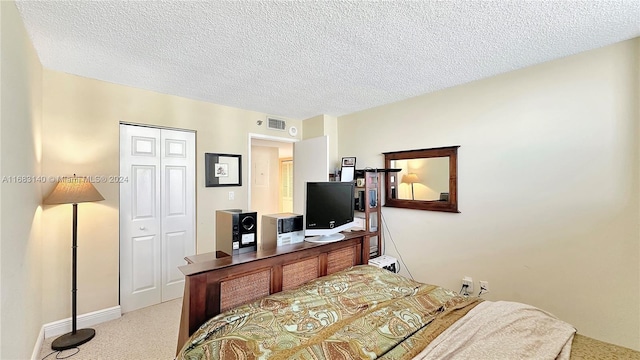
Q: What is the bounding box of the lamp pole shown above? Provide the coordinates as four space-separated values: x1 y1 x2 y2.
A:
71 203 78 334
51 202 96 350
45 176 103 351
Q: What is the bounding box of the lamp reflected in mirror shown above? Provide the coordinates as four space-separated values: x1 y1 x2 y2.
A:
401 173 420 200
384 146 459 213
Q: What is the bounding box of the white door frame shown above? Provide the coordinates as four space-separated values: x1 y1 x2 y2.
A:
247 133 298 210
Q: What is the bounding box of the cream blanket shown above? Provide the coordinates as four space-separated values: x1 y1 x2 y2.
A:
413 301 576 360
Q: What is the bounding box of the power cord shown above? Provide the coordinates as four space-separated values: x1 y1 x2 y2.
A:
380 210 414 280
41 348 80 360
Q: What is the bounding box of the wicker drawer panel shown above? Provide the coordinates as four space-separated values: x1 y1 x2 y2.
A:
327 246 355 275
282 257 319 291
220 269 271 312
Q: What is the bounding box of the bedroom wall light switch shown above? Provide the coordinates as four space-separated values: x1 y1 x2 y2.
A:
228 191 234 200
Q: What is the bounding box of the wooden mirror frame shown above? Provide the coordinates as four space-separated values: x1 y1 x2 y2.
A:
383 146 460 213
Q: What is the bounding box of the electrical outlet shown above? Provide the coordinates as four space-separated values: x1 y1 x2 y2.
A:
228 191 234 200
462 276 473 293
479 281 489 292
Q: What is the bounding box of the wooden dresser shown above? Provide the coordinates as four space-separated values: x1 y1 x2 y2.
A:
176 231 371 354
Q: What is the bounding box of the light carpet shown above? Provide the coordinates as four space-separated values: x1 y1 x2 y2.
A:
38 298 181 360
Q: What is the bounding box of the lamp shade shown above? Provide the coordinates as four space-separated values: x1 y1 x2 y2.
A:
43 176 104 205
401 173 420 184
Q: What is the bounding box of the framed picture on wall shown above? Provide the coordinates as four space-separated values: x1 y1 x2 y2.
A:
205 153 241 187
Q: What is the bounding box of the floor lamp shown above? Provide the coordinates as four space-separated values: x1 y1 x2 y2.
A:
43 175 104 351
401 173 419 200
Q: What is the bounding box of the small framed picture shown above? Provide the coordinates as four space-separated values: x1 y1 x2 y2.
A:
340 157 356 182
342 157 356 167
205 153 242 187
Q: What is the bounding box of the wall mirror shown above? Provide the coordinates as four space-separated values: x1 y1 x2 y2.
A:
383 146 459 212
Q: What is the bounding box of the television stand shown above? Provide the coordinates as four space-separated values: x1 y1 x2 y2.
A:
305 233 345 243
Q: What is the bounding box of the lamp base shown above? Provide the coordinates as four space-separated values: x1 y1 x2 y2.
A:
51 328 95 351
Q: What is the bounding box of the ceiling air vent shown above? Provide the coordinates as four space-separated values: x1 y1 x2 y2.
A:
267 118 286 131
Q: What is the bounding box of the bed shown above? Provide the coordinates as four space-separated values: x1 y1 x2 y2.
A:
176 264 640 359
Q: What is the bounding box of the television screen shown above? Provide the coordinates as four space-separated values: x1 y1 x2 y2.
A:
305 182 356 243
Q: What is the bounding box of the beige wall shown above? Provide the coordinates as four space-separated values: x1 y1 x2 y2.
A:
338 38 640 350
0 2 44 358
302 114 325 139
303 114 340 171
40 70 302 322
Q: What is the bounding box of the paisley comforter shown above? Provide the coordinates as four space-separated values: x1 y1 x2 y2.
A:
177 265 480 360
177 264 640 360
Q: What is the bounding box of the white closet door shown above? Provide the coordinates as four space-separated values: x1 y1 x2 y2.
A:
160 130 195 302
120 125 162 312
120 124 195 312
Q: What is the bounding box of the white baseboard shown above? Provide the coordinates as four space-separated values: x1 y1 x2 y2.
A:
32 306 121 359
43 306 121 339
31 326 45 360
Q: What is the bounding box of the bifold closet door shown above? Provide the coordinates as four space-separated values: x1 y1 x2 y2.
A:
119 124 195 313
159 129 195 302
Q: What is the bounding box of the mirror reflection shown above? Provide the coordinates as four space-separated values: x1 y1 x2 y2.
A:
384 146 459 213
391 157 449 201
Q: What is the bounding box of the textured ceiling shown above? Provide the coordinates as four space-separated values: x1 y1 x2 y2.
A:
15 1 640 120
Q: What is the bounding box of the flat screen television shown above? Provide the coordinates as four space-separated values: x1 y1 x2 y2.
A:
305 181 356 243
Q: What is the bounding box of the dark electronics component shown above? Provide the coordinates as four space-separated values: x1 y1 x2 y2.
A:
305 182 356 243
216 209 257 257
354 190 376 211
356 190 365 211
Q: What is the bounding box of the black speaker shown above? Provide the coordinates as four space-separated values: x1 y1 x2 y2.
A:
216 209 257 257
357 190 365 211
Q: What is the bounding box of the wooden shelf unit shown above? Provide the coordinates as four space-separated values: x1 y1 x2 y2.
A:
355 169 400 258
354 170 381 258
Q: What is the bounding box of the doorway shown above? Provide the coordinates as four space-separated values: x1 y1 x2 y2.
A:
248 134 330 241
119 124 196 313
249 135 295 242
